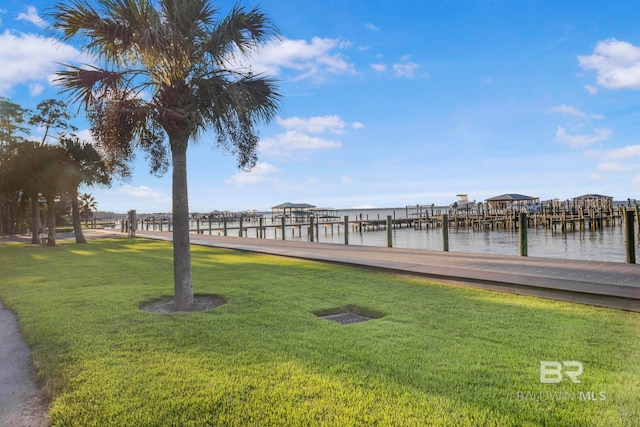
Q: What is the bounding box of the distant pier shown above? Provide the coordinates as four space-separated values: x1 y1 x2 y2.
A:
128 200 639 237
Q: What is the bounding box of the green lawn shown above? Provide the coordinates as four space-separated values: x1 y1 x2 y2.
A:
1 238 639 426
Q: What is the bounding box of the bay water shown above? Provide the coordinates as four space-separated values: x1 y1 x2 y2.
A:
189 207 638 263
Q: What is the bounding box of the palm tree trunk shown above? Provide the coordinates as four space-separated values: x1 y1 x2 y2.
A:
71 187 86 244
170 134 194 309
30 192 41 244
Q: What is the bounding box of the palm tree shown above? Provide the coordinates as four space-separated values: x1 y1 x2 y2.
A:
51 0 280 309
80 193 98 227
58 135 111 243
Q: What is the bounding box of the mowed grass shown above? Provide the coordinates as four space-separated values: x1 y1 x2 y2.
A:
1 238 639 426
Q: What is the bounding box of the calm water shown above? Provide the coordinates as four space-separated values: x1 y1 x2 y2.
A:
183 207 639 263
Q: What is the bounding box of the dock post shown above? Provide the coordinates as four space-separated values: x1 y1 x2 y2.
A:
281 216 286 240
223 218 227 236
636 204 640 238
625 209 636 264
259 217 264 239
208 217 212 235
344 216 349 245
387 215 393 248
309 217 314 242
239 217 243 237
442 214 449 252
519 213 528 257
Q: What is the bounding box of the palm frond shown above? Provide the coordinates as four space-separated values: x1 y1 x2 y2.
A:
161 0 215 37
194 73 279 168
54 64 127 109
204 4 278 61
51 0 133 62
196 74 280 127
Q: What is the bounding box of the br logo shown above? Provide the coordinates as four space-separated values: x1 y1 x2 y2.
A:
540 361 583 384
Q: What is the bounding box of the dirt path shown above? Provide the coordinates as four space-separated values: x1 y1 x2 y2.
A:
0 301 48 427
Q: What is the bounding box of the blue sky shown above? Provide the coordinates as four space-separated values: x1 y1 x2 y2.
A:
2 0 640 213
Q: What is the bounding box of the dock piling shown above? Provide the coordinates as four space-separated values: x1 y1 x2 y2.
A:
344 216 349 245
442 214 449 252
625 210 636 264
519 212 528 257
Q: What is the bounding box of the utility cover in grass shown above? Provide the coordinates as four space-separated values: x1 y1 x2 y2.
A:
314 305 384 325
320 312 373 325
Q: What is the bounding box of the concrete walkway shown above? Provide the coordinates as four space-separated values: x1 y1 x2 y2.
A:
134 230 640 312
0 302 48 427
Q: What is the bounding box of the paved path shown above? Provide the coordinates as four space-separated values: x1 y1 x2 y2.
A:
0 302 48 427
134 230 640 312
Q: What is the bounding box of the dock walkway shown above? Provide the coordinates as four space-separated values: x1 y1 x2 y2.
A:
133 230 640 312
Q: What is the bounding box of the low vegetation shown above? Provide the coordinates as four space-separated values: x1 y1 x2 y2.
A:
1 238 638 426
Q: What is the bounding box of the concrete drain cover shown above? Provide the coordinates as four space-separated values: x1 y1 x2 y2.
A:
319 312 373 325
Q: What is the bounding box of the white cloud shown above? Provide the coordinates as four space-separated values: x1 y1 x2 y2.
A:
596 161 634 172
75 128 95 144
0 30 83 96
393 61 420 78
17 6 47 29
261 114 359 161
365 22 380 32
592 144 640 160
585 85 599 95
259 130 341 160
633 174 640 186
243 36 355 82
578 39 640 90
555 126 612 148
225 162 278 186
276 115 347 134
341 176 353 184
548 104 604 119
116 184 171 204
370 63 386 72
28 82 44 96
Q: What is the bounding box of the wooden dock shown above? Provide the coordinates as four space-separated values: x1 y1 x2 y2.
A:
129 207 638 238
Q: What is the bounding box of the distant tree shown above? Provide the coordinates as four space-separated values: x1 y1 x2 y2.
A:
12 140 50 243
33 144 65 246
28 99 77 144
24 99 79 243
0 97 29 150
80 193 98 226
0 98 30 235
51 0 281 309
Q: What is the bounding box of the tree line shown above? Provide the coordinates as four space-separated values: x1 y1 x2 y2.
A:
0 97 111 245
